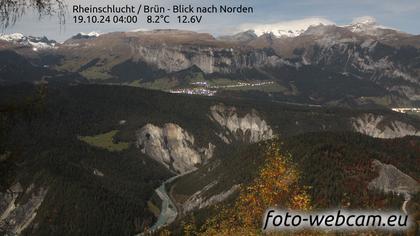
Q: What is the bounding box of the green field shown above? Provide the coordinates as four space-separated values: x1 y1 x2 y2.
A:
136 78 180 90
78 130 130 152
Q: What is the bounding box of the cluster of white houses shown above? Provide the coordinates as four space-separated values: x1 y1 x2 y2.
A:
391 108 420 114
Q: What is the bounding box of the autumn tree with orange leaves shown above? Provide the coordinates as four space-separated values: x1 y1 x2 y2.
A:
196 142 312 235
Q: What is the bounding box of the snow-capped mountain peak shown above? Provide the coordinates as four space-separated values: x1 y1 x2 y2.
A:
0 33 25 42
0 33 57 50
70 31 101 40
233 16 406 39
344 16 401 37
237 17 335 37
80 31 101 37
352 16 377 25
347 16 380 33
218 30 258 42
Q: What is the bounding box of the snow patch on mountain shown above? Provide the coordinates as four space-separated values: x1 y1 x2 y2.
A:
129 28 149 32
80 31 101 37
352 16 377 25
218 30 258 42
345 16 394 35
71 31 101 40
234 16 400 39
0 33 25 41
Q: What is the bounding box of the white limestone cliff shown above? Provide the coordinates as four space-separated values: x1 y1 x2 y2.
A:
0 183 48 235
136 123 214 173
132 45 282 73
352 113 419 138
209 104 274 143
368 160 419 196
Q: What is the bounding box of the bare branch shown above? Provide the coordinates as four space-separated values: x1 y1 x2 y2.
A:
0 0 66 29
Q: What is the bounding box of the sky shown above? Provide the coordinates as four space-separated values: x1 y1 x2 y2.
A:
1 0 420 41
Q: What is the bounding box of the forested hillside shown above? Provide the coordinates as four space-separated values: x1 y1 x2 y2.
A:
0 84 418 235
168 133 420 235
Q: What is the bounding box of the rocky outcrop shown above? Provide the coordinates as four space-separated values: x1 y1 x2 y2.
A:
182 182 240 214
132 45 282 74
0 183 48 235
93 169 104 177
368 160 419 196
292 24 420 86
136 123 214 173
0 183 23 222
351 113 420 138
209 104 274 143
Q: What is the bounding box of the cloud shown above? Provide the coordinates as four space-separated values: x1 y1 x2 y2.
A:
349 16 396 31
236 17 335 37
129 28 149 32
351 16 377 25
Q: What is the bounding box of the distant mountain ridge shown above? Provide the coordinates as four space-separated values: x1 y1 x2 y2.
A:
0 33 57 50
0 17 414 48
0 18 419 108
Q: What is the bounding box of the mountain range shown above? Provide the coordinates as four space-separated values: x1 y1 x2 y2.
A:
1 18 419 108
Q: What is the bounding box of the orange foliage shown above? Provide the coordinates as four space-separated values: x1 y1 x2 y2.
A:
199 142 312 235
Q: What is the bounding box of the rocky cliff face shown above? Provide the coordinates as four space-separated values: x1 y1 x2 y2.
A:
5 29 417 107
257 25 420 103
351 113 420 138
209 104 274 143
298 37 420 87
59 30 286 76
0 183 48 235
182 182 240 214
136 123 215 173
368 160 419 196
135 104 274 173
131 45 282 74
